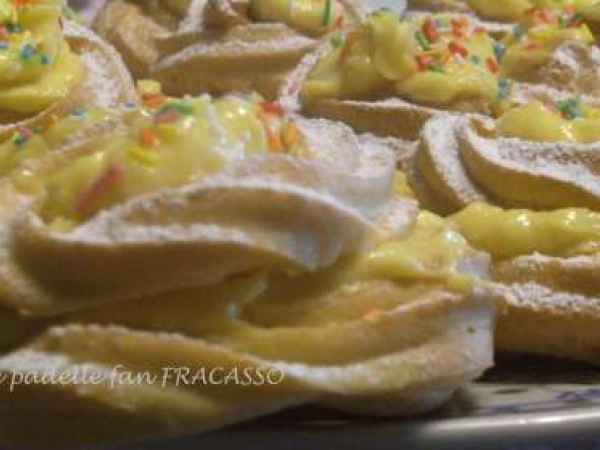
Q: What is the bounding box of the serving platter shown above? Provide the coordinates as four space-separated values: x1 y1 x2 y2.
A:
101 355 600 450
67 1 600 449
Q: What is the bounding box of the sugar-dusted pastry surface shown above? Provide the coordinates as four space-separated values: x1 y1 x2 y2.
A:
413 98 600 214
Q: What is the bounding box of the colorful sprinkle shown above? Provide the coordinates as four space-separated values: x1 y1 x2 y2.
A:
152 102 194 124
448 41 468 58
415 30 430 51
20 43 36 60
422 17 439 43
512 25 524 40
281 121 301 149
486 56 499 74
497 79 511 100
330 33 344 48
260 101 283 116
557 98 582 120
142 92 167 109
416 54 433 71
139 128 161 148
339 31 359 63
75 164 125 218
164 102 194 116
493 42 505 62
153 108 180 124
12 127 32 147
323 0 332 26
429 63 445 73
70 108 86 117
5 23 22 34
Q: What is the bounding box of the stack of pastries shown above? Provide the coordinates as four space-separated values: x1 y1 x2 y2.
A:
0 0 598 448
286 0 600 364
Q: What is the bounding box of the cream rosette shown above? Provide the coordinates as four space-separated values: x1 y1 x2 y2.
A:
0 90 495 449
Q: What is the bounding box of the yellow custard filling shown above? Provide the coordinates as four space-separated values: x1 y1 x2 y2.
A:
467 0 596 21
0 0 82 114
352 173 475 292
467 0 533 21
70 211 483 338
0 106 117 176
499 7 595 78
361 210 477 292
451 202 600 259
34 84 303 226
249 0 347 36
497 98 600 143
302 11 506 112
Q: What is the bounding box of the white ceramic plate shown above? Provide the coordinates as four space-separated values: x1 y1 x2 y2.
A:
103 355 600 450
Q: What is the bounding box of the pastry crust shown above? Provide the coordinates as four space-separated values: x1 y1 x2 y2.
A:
493 254 600 364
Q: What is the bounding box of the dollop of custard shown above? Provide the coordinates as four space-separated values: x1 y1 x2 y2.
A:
467 0 597 21
499 7 595 78
303 11 507 112
249 0 347 36
0 0 82 115
497 98 600 143
451 202 600 259
15 82 304 227
361 210 477 292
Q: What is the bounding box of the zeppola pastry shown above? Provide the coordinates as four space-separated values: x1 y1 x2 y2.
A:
451 203 600 365
0 82 496 449
407 95 600 364
0 0 135 141
288 10 508 140
93 0 363 99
